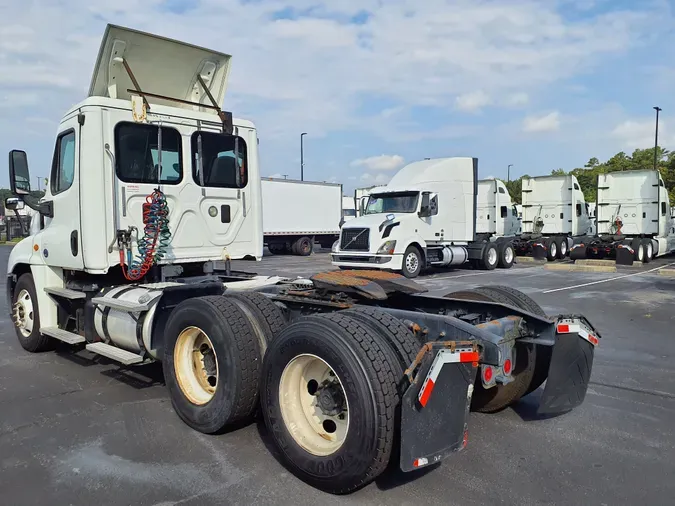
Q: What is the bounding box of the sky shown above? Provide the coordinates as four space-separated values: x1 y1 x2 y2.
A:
1 0 675 194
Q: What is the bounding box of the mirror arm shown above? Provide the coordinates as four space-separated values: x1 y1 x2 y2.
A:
21 197 54 218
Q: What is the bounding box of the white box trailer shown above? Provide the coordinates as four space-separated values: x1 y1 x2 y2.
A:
571 169 675 263
513 175 593 261
261 177 342 255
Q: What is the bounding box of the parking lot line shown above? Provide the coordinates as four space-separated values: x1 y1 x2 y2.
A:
542 262 675 294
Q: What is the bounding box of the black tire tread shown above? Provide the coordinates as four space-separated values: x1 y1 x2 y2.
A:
184 296 262 426
341 306 420 370
476 285 546 316
225 291 288 352
314 312 400 492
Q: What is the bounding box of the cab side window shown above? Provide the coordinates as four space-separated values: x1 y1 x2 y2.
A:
429 195 438 216
51 131 76 195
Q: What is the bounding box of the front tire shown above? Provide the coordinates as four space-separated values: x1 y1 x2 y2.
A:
261 313 401 494
401 246 422 278
12 273 51 352
163 296 262 434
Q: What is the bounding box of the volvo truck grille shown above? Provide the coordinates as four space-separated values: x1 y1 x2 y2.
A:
340 228 370 251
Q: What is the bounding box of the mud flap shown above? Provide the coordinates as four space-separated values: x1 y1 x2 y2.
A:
538 326 596 416
399 342 478 472
532 242 547 259
569 244 587 261
616 245 634 266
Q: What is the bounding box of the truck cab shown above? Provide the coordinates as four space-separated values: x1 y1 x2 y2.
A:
476 179 520 238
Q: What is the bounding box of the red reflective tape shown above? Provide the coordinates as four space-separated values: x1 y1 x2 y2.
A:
460 351 479 363
557 324 570 333
588 334 599 346
419 379 435 407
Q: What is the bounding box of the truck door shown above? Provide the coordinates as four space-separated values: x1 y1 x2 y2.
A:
37 116 85 270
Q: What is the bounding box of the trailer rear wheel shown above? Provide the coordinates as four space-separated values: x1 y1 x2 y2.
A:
642 239 653 263
225 291 289 354
498 242 515 269
261 313 401 494
443 288 537 413
163 296 262 433
481 243 499 270
268 243 285 255
293 236 313 256
12 273 52 352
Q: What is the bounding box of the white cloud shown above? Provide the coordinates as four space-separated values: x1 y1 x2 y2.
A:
455 90 491 112
505 92 529 107
611 119 673 150
350 154 405 171
360 173 391 185
522 111 561 133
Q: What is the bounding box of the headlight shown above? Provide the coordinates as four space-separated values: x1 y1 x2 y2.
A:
376 240 396 255
331 240 340 253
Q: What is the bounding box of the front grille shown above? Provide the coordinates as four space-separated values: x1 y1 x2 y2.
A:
340 228 369 251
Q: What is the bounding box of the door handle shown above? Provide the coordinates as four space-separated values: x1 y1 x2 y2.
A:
70 230 79 257
242 192 246 217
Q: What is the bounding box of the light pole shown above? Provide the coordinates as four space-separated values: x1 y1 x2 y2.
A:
300 132 307 181
507 164 513 182
653 107 662 171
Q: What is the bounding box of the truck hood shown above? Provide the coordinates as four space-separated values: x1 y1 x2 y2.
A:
89 24 231 113
342 213 409 231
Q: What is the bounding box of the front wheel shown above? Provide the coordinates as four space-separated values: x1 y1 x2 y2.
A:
401 246 422 278
12 273 51 352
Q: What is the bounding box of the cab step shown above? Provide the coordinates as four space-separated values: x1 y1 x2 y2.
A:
44 287 87 299
85 342 145 365
41 326 86 344
91 296 149 312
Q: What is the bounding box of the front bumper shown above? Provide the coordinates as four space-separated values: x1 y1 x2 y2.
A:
331 252 404 271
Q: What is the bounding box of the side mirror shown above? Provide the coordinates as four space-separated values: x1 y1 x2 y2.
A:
5 197 25 211
419 193 431 218
9 150 31 195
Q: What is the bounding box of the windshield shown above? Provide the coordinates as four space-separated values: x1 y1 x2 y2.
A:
365 192 419 215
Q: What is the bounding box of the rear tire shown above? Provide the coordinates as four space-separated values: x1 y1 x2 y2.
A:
557 238 568 259
642 239 653 263
268 243 285 255
224 291 289 354
163 296 262 434
631 239 644 262
293 236 313 256
545 238 558 262
12 273 51 352
261 313 401 494
498 242 515 269
443 287 537 412
481 243 499 270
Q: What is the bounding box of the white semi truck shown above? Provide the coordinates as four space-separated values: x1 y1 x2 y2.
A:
331 160 518 278
4 24 600 495
261 177 342 255
476 178 521 238
354 186 378 217
513 175 594 261
570 169 675 263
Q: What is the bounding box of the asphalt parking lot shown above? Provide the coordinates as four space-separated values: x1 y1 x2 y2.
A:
1 246 674 506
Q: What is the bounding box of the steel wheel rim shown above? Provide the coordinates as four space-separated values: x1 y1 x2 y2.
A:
13 289 34 337
406 252 419 273
647 243 653 258
174 326 219 405
560 240 567 256
504 246 514 264
279 354 350 456
488 247 498 266
637 245 644 261
550 242 557 258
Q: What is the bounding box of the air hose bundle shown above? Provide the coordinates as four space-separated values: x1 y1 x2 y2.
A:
120 188 171 281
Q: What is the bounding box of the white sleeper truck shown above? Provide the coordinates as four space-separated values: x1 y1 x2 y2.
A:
5 24 600 495
476 177 521 242
261 177 342 255
570 169 675 264
513 175 594 261
331 159 518 278
342 195 356 222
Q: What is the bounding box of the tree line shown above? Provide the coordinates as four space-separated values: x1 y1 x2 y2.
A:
502 147 675 204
